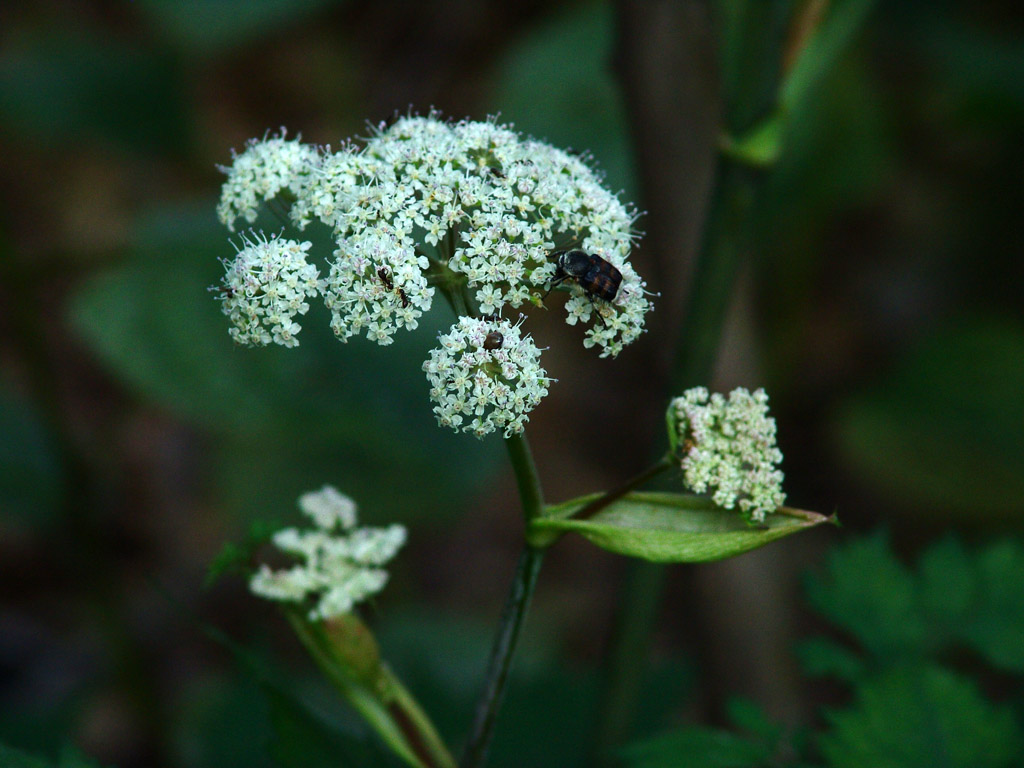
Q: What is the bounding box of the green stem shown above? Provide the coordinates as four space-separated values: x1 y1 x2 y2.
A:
504 432 545 522
289 611 456 768
460 545 545 768
460 433 547 768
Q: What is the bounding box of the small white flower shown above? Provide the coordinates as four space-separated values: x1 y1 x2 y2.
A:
217 130 319 232
423 316 551 438
249 486 406 621
215 231 319 348
670 387 785 523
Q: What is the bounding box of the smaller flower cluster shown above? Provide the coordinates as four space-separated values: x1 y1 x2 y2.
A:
217 130 319 231
215 232 319 347
423 316 550 438
250 486 406 620
670 387 785 523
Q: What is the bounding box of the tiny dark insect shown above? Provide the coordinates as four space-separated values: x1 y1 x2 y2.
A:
549 249 622 302
397 287 410 309
483 331 504 350
377 266 394 291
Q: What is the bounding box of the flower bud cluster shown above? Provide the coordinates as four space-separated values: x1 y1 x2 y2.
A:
215 232 319 348
423 316 550 438
670 387 785 523
249 485 406 620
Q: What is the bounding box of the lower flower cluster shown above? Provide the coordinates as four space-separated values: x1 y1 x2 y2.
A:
250 486 406 620
423 316 551 438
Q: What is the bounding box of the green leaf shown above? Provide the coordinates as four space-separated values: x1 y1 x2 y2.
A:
818 665 1023 768
804 531 928 658
721 110 785 168
796 637 865 683
529 492 833 563
807 533 1024 676
621 700 799 768
960 540 1024 672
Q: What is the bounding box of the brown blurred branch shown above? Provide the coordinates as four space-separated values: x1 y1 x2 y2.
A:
613 0 721 338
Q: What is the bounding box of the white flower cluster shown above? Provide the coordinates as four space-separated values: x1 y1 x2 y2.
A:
217 130 319 232
215 114 655 435
249 485 407 621
423 316 550 438
215 232 319 347
671 387 785 523
216 114 650 354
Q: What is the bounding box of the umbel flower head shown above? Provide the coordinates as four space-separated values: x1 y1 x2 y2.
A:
217 130 319 231
214 231 319 347
423 315 551 438
215 112 654 437
250 486 406 620
669 387 785 523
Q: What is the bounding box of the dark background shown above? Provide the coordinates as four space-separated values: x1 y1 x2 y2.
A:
1 1 1022 766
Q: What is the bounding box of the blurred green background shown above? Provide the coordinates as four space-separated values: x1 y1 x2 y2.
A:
0 1 1022 766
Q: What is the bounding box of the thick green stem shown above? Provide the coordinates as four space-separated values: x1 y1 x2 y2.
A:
504 432 545 522
460 433 547 768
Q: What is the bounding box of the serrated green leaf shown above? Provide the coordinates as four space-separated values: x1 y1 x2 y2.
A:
621 700 796 768
530 492 833 563
819 665 1023 768
804 531 928 657
796 637 865 683
810 533 1024 674
964 541 1024 672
